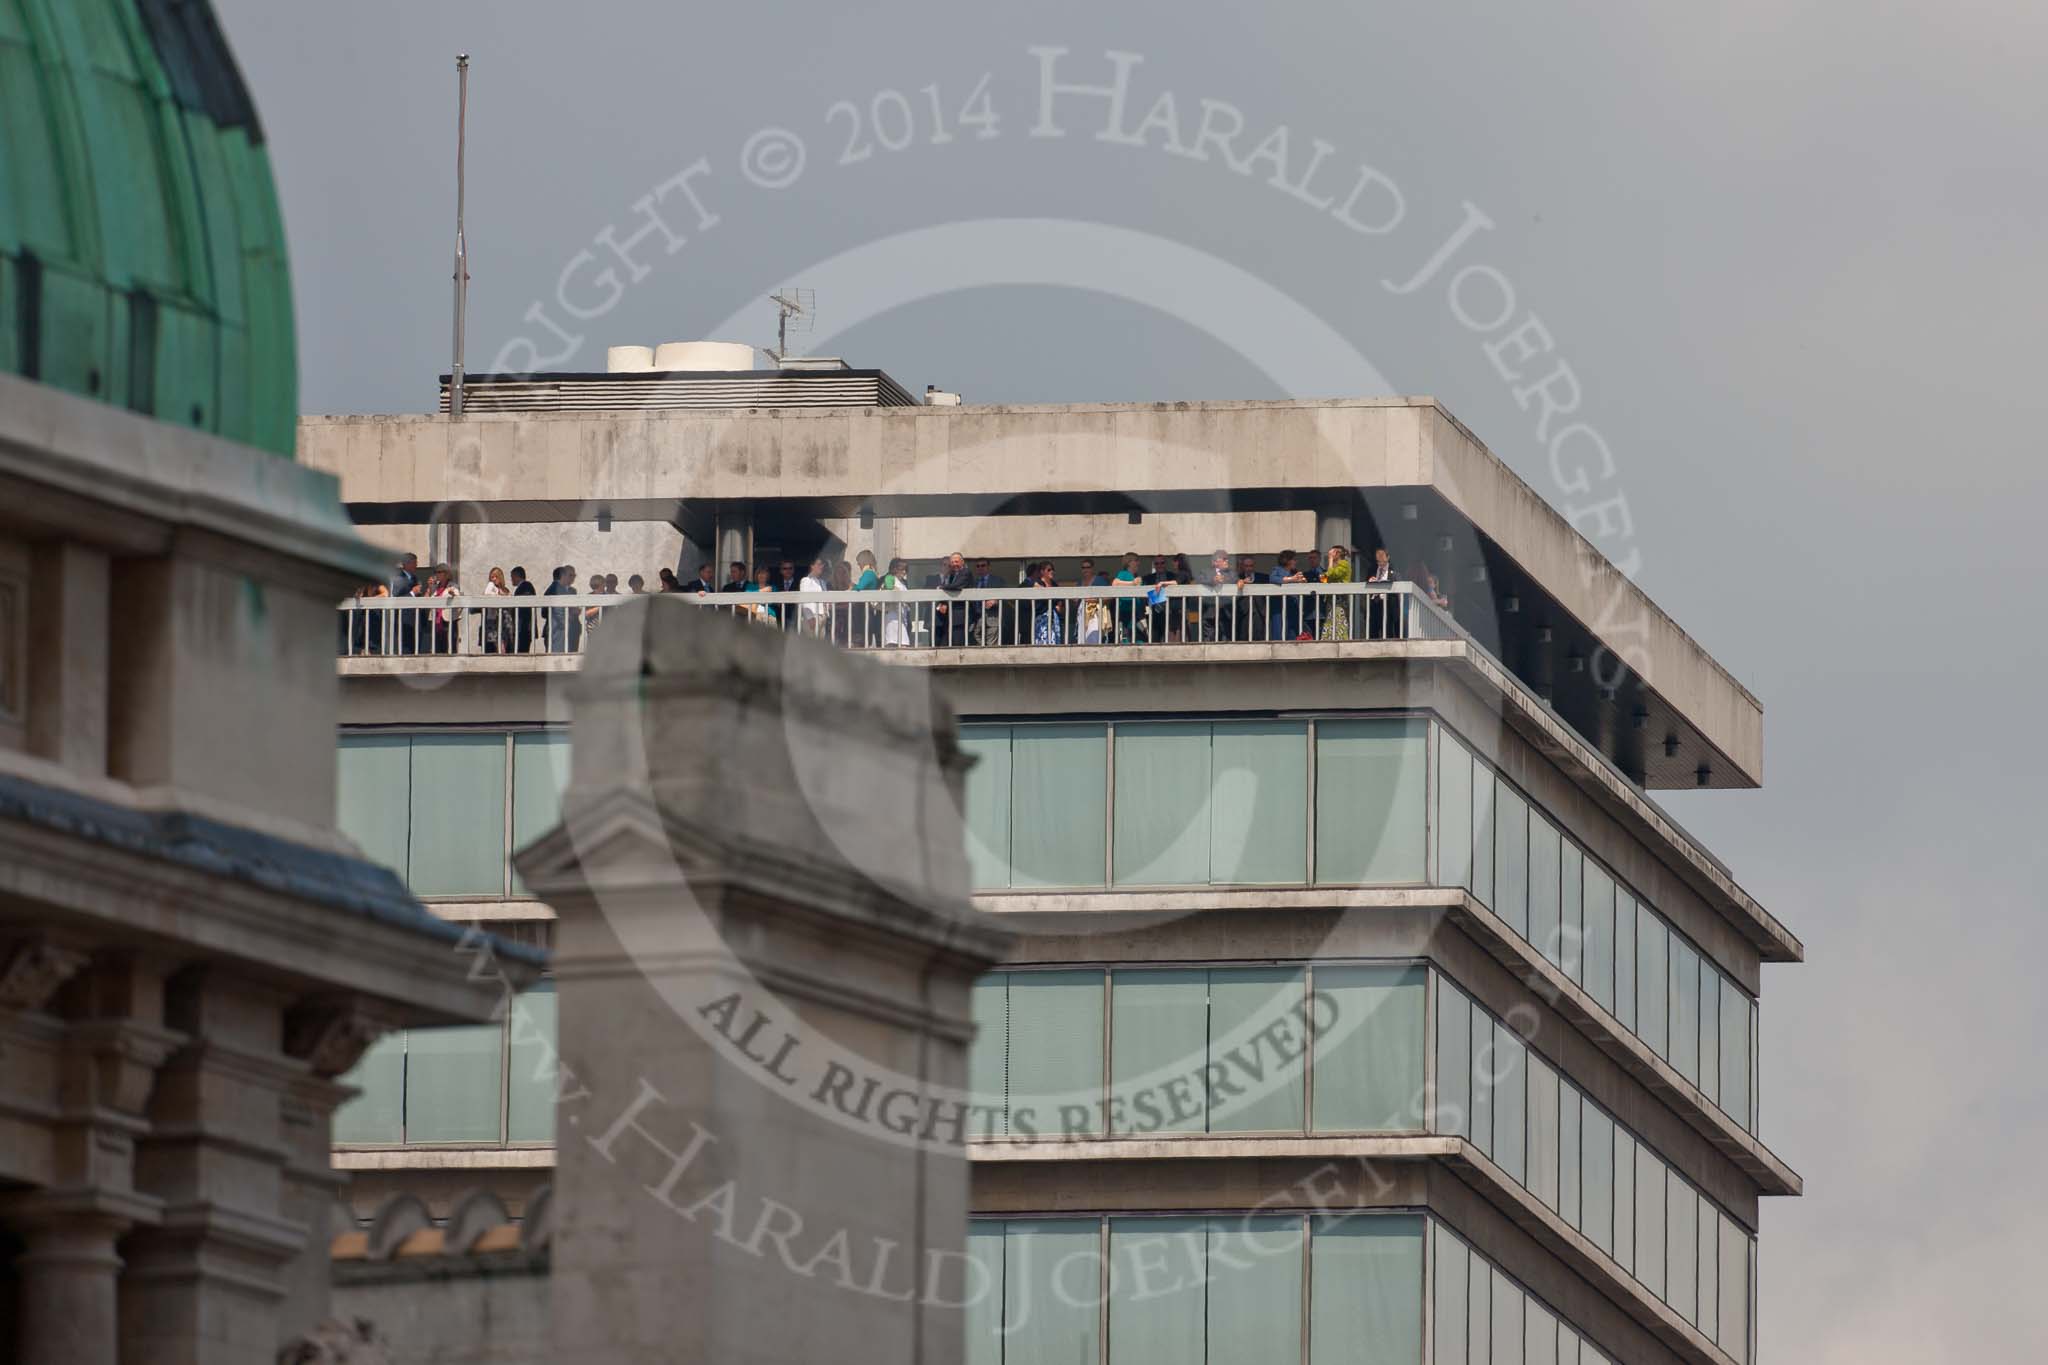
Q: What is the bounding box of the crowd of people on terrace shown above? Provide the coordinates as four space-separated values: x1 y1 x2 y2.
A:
345 545 1452 655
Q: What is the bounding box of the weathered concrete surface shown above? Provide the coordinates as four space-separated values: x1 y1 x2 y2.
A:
302 399 1762 785
515 596 1013 1365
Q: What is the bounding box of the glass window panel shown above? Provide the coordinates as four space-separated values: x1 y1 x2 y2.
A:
1528 814 1562 968
1313 965 1426 1132
505 983 557 1143
336 735 411 877
1110 970 1208 1134
1581 1106 1614 1257
1469 1005 1494 1161
1006 970 1104 1138
1429 978 1471 1140
1209 1216 1303 1365
1718 1216 1751 1361
1720 977 1753 1129
965 1223 1004 1365
1560 1332 1582 1365
1698 1194 1720 1341
332 1031 405 1144
509 731 570 894
1433 1225 1469 1365
1004 1219 1101 1365
1634 1146 1666 1297
1112 723 1212 887
1582 864 1615 1011
1526 1054 1561 1211
1612 1129 1636 1273
406 733 508 897
970 975 1009 1136
1526 1299 1560 1365
1668 1180 1699 1324
1494 784 1530 936
1492 1021 1527 1186
1468 1255 1492 1364
1471 762 1496 908
403 1022 502 1142
1311 1217 1423 1365
1699 967 1722 1107
1559 1085 1582 1229
1436 731 1473 891
1011 725 1107 888
1316 720 1428 884
1637 912 1669 1058
1753 1000 1761 1132
1208 968 1306 1133
1211 721 1309 884
1558 843 1583 982
1671 941 1702 1086
1493 1269 1525 1365
1108 1217 1206 1365
959 727 1014 890
1613 893 1637 1032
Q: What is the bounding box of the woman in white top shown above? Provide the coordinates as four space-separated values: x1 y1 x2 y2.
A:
480 565 509 652
430 566 460 654
799 557 829 636
881 557 913 647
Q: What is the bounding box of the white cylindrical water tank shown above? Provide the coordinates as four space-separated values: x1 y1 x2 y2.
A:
606 345 656 373
652 340 755 372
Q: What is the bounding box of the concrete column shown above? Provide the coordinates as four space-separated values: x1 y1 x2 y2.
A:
10 1211 127 1365
870 516 900 573
678 532 712 580
26 542 110 775
273 1000 396 1344
0 951 178 1365
714 504 753 576
519 598 1013 1365
123 969 303 1365
1315 502 1353 558
273 1070 353 1342
432 519 464 581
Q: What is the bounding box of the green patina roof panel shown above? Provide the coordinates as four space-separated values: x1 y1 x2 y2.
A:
0 0 295 457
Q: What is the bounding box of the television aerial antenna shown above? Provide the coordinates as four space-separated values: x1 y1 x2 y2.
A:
767 287 814 364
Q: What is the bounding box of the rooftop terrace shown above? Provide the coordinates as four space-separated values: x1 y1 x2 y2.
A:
307 398 1761 791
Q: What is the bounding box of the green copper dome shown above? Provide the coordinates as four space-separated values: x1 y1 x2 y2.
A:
0 0 295 456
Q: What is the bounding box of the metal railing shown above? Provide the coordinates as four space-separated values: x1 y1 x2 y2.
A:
336 582 1438 658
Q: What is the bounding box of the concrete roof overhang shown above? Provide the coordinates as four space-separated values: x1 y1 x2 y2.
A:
304 399 1762 794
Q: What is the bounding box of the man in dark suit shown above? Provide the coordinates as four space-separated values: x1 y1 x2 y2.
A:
508 565 537 652
968 556 1005 645
693 562 716 593
1204 550 1237 641
390 552 420 654
544 565 582 653
774 559 800 594
1143 554 1179 642
934 551 971 645
718 561 748 592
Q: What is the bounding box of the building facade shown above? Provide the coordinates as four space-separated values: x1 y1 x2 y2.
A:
311 386 1801 1365
0 6 536 1358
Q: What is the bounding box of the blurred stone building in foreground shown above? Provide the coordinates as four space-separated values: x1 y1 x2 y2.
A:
0 6 533 1360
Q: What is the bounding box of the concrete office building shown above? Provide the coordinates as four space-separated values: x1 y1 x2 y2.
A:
309 375 1801 1365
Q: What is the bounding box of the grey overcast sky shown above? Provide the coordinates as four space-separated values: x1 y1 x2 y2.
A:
218 1 2047 1357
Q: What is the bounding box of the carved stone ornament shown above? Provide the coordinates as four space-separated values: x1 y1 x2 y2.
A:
284 1002 395 1078
276 1318 392 1365
0 938 90 1012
